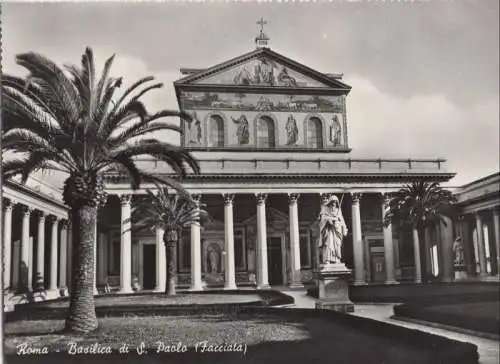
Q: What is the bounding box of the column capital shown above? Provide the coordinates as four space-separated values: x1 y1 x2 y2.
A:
493 208 500 217
35 210 46 221
288 193 300 204
20 205 34 215
60 220 70 230
119 194 132 206
222 193 234 206
3 198 14 211
255 193 267 205
351 192 362 203
48 215 59 224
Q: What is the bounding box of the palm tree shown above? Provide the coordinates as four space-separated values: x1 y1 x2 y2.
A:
130 187 209 295
383 180 456 283
1 48 199 333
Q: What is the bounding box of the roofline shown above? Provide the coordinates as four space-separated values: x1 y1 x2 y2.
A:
174 47 351 90
3 179 69 211
458 171 500 189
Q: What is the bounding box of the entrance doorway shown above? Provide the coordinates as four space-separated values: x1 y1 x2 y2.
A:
267 237 283 285
143 245 156 290
370 253 385 283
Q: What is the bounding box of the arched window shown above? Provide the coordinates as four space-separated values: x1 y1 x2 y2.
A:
257 116 275 148
307 117 323 148
209 115 224 147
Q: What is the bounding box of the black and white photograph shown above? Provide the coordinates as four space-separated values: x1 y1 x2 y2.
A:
0 1 499 363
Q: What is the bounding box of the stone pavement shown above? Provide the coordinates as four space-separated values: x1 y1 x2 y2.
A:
278 289 500 364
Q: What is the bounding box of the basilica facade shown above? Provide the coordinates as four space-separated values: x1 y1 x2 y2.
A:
97 35 455 293
3 34 498 305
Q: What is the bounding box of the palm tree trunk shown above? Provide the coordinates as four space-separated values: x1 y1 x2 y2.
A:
412 228 422 284
65 205 98 333
164 229 177 296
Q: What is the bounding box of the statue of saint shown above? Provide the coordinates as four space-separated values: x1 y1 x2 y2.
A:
329 115 341 146
231 115 250 144
453 236 465 266
188 112 202 144
318 194 348 264
208 249 219 273
285 115 299 145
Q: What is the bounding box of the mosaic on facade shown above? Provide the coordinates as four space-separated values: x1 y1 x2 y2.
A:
180 91 344 113
193 56 330 88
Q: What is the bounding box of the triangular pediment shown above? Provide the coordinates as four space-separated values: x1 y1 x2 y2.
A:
175 48 350 90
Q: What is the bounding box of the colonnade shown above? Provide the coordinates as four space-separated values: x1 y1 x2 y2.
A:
2 198 69 298
113 192 398 291
456 207 500 277
2 191 401 298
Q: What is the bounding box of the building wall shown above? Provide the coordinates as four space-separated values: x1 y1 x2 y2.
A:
180 91 347 150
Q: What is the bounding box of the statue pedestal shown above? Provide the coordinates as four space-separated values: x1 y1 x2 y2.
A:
454 264 468 280
315 264 354 313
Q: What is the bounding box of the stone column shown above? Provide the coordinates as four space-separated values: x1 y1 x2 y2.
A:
288 193 302 287
20 206 32 292
3 199 14 290
223 194 237 289
413 228 422 283
256 193 269 289
381 195 397 284
28 237 34 292
475 212 487 276
66 217 73 292
190 195 203 291
155 226 167 292
47 216 59 298
58 221 68 295
119 194 133 293
94 223 98 295
36 211 46 287
351 193 366 285
440 215 454 282
492 209 500 277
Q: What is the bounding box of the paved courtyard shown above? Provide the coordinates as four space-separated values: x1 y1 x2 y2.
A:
279 289 500 364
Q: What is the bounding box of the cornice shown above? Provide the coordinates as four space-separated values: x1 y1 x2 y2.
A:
103 172 455 184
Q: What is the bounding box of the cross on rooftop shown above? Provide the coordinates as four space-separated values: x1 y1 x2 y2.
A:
257 17 267 33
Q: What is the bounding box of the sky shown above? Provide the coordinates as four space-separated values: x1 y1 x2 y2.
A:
2 0 499 186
